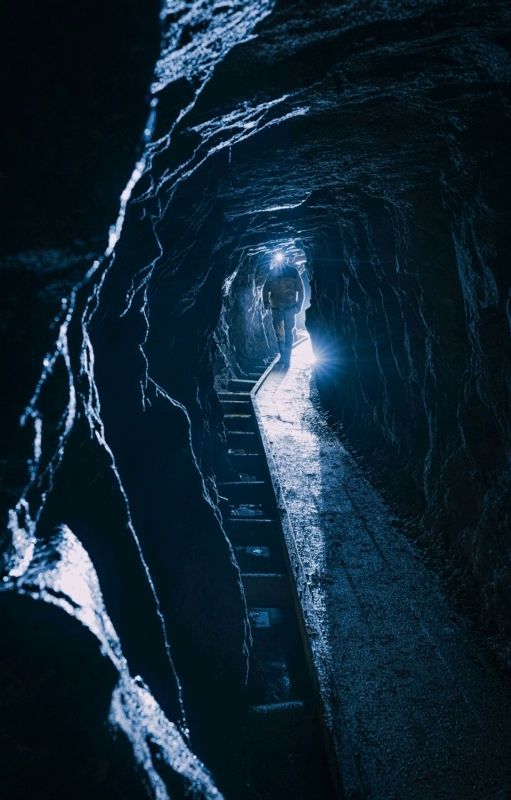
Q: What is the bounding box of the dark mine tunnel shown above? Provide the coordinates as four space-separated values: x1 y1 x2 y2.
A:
1 1 511 798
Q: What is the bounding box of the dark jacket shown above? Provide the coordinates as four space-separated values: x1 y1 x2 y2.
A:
262 265 304 311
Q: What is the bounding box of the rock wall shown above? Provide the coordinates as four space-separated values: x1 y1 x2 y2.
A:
0 1 262 797
137 0 511 656
2 0 511 796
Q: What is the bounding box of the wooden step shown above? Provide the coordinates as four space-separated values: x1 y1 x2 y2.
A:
217 391 251 401
225 431 258 450
218 481 273 505
228 378 257 392
228 506 279 523
247 699 321 751
243 364 267 372
248 700 335 800
234 544 286 574
223 414 255 432
220 400 252 414
228 453 266 476
242 573 293 608
226 518 281 543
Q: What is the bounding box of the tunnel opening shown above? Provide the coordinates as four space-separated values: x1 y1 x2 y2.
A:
213 240 311 384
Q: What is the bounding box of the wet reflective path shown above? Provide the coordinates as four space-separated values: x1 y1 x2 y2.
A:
254 337 511 800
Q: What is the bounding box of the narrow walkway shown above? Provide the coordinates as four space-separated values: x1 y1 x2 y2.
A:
217 369 336 800
253 336 511 800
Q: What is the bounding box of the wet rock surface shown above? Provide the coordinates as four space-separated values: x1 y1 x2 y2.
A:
2 0 511 795
255 338 511 799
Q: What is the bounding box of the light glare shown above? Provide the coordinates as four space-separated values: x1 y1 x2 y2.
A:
293 334 316 366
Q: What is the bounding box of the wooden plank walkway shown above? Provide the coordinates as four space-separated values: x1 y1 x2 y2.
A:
217 362 337 800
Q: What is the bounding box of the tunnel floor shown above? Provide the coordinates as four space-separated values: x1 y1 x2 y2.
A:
253 336 511 800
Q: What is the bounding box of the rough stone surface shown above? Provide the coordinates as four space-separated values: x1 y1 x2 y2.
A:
2 0 511 795
255 337 511 799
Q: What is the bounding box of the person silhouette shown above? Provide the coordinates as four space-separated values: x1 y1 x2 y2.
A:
262 255 305 368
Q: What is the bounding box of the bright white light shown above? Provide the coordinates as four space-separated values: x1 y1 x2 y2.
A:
292 334 316 366
275 253 284 263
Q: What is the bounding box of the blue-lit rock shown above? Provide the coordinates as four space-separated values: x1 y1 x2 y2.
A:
2 0 511 797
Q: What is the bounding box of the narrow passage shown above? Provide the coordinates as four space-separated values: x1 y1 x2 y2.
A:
217 366 337 800
253 336 511 800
